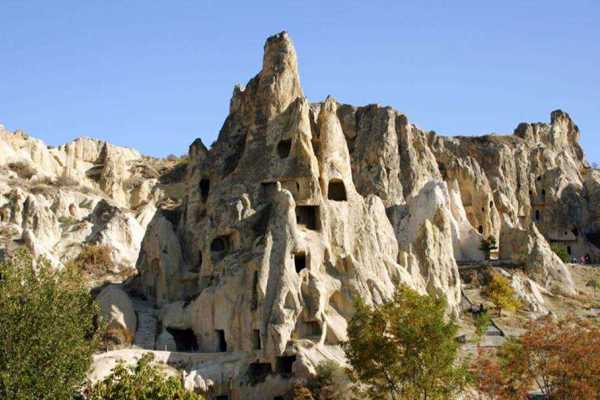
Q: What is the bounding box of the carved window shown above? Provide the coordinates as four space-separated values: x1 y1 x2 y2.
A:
277 139 292 158
328 179 347 201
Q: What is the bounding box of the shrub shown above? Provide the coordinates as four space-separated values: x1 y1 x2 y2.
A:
0 249 101 399
479 236 497 260
55 175 80 187
550 242 570 263
72 244 114 277
84 353 204 400
344 285 469 400
59 215 78 226
483 272 520 314
473 317 600 399
473 311 492 339
8 161 36 179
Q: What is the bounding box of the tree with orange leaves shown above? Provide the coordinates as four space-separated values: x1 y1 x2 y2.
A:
472 317 600 399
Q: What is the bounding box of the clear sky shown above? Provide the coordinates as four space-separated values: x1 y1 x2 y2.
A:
1 1 598 162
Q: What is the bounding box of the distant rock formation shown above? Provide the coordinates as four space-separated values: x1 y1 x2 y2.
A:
1 31 599 400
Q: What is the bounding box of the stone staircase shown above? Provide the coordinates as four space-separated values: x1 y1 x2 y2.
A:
132 298 158 349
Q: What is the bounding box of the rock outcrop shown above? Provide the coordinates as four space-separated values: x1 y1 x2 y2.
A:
134 32 600 398
2 31 599 400
0 127 184 281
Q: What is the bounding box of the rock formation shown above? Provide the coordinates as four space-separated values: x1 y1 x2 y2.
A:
1 31 598 400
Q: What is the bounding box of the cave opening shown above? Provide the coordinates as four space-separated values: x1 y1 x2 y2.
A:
277 139 292 159
296 205 319 230
211 236 228 252
567 246 572 255
275 355 296 376
328 179 347 201
572 227 579 237
216 329 227 352
294 253 307 273
535 210 541 222
478 225 484 234
253 329 261 350
247 362 272 385
166 328 198 352
199 178 210 203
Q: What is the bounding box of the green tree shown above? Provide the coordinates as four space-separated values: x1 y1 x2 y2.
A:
550 243 570 263
483 272 521 315
0 249 101 399
479 236 498 260
343 285 469 400
84 353 204 400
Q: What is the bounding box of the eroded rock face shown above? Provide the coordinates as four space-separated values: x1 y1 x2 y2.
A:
130 32 599 398
3 31 599 400
0 127 180 281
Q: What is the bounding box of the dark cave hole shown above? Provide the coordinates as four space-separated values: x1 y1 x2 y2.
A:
275 355 296 376
277 139 292 159
247 362 272 385
253 329 261 350
166 327 198 352
199 178 210 203
328 179 347 201
216 329 227 352
294 253 307 273
296 205 319 230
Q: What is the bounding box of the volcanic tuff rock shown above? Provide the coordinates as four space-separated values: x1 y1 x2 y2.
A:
133 32 599 397
0 126 183 281
1 31 599 399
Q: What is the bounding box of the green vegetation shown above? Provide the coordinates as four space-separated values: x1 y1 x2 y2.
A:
0 249 101 399
71 244 114 278
550 242 571 263
479 236 498 260
84 353 204 400
344 285 469 400
483 272 521 314
59 215 79 226
473 310 492 340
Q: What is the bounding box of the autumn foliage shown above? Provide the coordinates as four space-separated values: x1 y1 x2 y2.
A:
473 317 600 399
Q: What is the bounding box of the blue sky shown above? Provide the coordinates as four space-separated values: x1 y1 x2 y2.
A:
1 1 598 162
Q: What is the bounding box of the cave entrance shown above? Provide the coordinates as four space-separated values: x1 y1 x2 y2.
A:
211 235 230 253
247 362 272 385
166 328 198 352
328 179 347 201
296 205 319 230
277 139 292 159
535 210 541 222
216 329 227 352
199 178 210 203
294 252 307 273
275 355 296 376
478 225 484 234
253 329 261 350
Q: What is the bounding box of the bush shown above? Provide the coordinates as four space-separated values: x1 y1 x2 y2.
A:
59 215 78 226
8 161 36 179
72 244 114 278
84 353 204 400
479 236 497 260
0 249 101 399
473 317 600 399
550 243 570 263
473 311 492 339
344 285 469 400
483 272 520 314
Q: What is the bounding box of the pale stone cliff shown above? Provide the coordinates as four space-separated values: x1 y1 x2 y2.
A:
1 31 598 400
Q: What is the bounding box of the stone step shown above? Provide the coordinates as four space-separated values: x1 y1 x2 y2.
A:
132 299 157 350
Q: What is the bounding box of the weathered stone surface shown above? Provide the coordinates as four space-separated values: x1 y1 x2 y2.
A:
96 284 137 348
2 31 599 400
